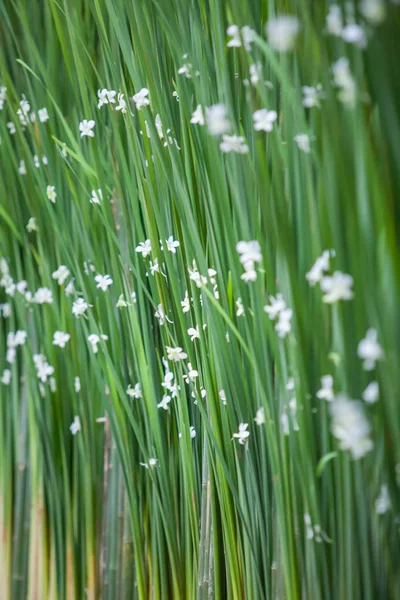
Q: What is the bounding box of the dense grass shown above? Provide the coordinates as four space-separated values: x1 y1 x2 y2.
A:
1 1 400 598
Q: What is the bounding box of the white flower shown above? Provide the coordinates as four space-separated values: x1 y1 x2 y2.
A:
33 354 54 382
188 326 200 341
149 258 161 276
316 375 334 401
116 294 130 308
253 109 277 132
74 376 81 392
320 271 354 303
65 280 76 296
52 265 70 286
266 16 300 52
132 88 150 110
7 122 16 134
181 291 190 313
294 133 312 153
226 25 255 51
70 416 81 435
38 108 49 123
1 369 11 385
97 88 117 108
236 298 245 317
330 395 373 459
183 363 199 383
233 422 250 445
302 85 324 108
165 236 180 253
178 63 192 78
190 105 204 125
220 135 249 154
157 394 172 410
26 217 38 232
90 189 103 204
95 274 113 291
115 92 127 113
341 24 366 48
241 263 258 282
357 329 383 370
72 297 92 317
155 303 167 325
362 381 379 404
127 383 142 398
46 185 57 203
375 485 391 514
34 287 53 304
0 303 11 318
140 458 158 469
254 407 265 426
16 280 28 295
275 308 292 338
7 330 27 349
18 160 27 175
249 63 262 85
332 58 357 106
359 0 386 24
236 240 263 265
326 4 343 36
88 333 108 354
135 239 152 257
286 378 295 391
53 331 71 348
306 250 331 286
206 104 231 136
264 294 286 320
166 346 187 362
189 426 197 438
79 119 96 137
188 262 207 287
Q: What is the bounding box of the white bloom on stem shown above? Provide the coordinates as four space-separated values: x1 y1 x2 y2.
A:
236 240 262 265
181 291 190 313
316 375 334 401
72 298 92 318
79 119 96 137
357 329 383 370
116 294 130 308
53 331 71 348
178 63 192 78
34 287 53 304
375 485 391 514
0 303 11 318
88 333 108 354
52 265 70 286
95 274 113 291
7 122 16 135
26 217 38 232
115 92 127 113
330 395 373 459
326 4 343 35
33 354 54 383
220 135 249 154
90 189 102 204
233 422 250 445
359 0 386 24
183 363 199 383
341 24 366 48
127 383 142 398
65 280 76 297
294 133 312 153
226 25 255 51
320 271 354 303
362 381 379 403
190 105 204 125
38 108 49 123
302 85 324 108
166 346 187 362
275 308 292 338
1 369 11 385
206 104 231 136
332 58 357 107
70 416 81 435
46 185 57 204
97 88 117 108
306 250 331 286
236 297 245 317
132 88 150 110
264 294 286 320
253 109 277 132
254 407 265 425
266 16 300 52
165 236 180 253
74 376 81 392
157 394 172 410
249 62 262 85
140 458 158 469
187 326 200 341
135 239 152 257
18 160 27 175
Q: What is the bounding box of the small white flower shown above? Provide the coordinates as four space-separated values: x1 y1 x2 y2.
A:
330 395 373 460
18 160 27 175
359 0 386 24
362 381 379 404
341 24 366 48
220 135 249 154
320 271 354 303
332 58 357 107
326 4 343 36
375 485 391 514
53 331 71 348
188 262 208 287
275 308 292 338
189 426 197 438
72 297 92 318
0 303 11 318
132 88 150 110
95 274 113 291
38 108 49 123
127 383 142 398
254 407 265 426
316 375 334 402
166 346 188 362
206 104 231 136
140 458 158 469
306 250 331 286
233 422 250 445
178 63 193 78
236 297 245 317
97 88 117 108
7 122 16 134
181 291 190 313
74 376 81 392
187 326 200 341
135 239 152 257
88 333 108 354
264 294 286 320
65 280 76 297
90 189 103 204
52 265 70 286
116 294 130 308
183 363 199 383
190 104 204 125
1 369 11 385
46 185 57 204
33 354 54 383
253 109 277 132
34 287 53 304
357 329 383 370
266 16 300 52
70 416 81 435
302 84 325 108
26 217 38 232
294 133 312 153
115 92 127 113
157 394 172 410
226 25 255 51
79 119 96 137
236 240 262 266
165 236 180 253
